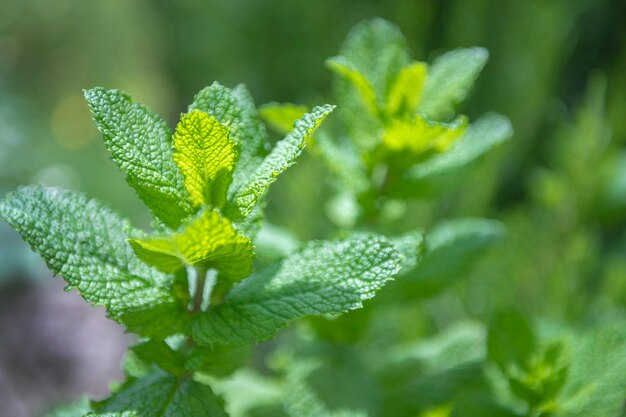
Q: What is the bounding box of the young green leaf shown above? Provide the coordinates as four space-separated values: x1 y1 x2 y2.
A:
383 115 468 155
189 82 269 193
405 113 513 182
226 104 335 220
259 102 309 135
172 110 236 208
326 57 378 115
338 18 409 97
192 234 401 345
84 88 193 229
94 371 228 417
418 47 489 120
0 185 188 337
130 209 254 281
386 61 428 116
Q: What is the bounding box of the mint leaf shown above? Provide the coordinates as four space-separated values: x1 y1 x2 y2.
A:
84 88 193 229
130 209 254 281
259 102 309 135
95 371 228 417
186 344 251 377
405 113 513 183
383 114 468 155
329 18 408 152
226 104 335 220
173 110 236 208
189 82 269 195
558 326 626 417
415 218 504 280
487 311 536 372
0 185 187 337
131 340 186 376
326 57 378 115
386 61 428 117
418 47 489 120
338 18 409 97
192 234 401 345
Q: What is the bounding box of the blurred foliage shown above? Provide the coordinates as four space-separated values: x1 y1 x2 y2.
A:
1 0 625 416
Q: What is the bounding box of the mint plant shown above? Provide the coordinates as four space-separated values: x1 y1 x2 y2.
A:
3 16 625 417
0 83 404 416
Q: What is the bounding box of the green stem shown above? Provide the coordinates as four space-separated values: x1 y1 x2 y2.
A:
191 265 208 314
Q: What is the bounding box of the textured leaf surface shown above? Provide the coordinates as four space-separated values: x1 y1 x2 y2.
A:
405 114 513 181
418 47 489 120
189 82 269 194
96 371 228 417
383 115 468 154
130 209 253 280
0 186 187 337
84 88 192 228
386 61 428 116
173 110 236 208
259 102 309 135
192 235 401 345
227 104 334 220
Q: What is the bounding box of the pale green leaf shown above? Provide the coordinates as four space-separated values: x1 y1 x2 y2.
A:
338 18 409 97
259 102 309 135
386 61 428 116
172 110 236 208
383 115 468 155
130 209 253 281
95 371 228 417
189 82 269 194
415 218 504 281
0 186 188 337
226 104 334 220
405 114 513 182
418 47 489 120
330 18 408 152
84 87 193 229
192 234 401 345
326 56 378 115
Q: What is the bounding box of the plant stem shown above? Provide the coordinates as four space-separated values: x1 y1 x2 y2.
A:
191 265 208 314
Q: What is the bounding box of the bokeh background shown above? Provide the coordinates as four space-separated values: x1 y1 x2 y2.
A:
0 1 625 416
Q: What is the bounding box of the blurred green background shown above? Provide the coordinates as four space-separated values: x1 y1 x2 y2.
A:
0 1 625 416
